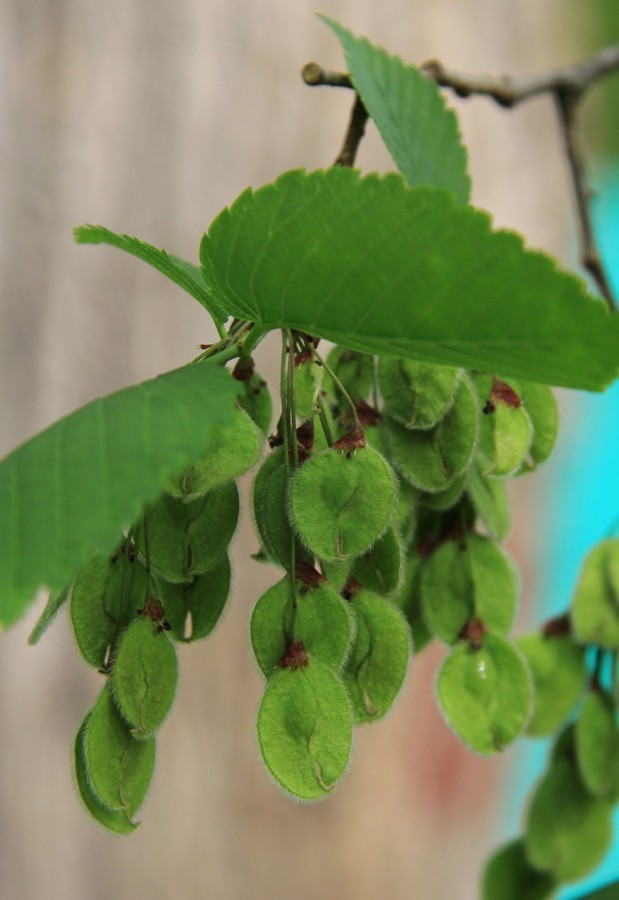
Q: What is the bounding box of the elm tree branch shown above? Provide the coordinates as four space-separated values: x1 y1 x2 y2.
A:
302 45 619 311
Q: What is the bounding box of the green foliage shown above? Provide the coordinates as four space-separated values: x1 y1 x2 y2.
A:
0 363 238 626
2 16 619 895
321 17 471 203
200 167 619 390
74 225 227 329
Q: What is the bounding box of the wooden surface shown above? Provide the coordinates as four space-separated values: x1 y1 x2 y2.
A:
0 2 575 897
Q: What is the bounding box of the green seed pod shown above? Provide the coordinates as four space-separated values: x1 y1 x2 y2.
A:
252 448 310 570
250 577 353 677
421 534 518 644
383 374 479 493
466 458 510 540
378 358 461 430
393 555 432 653
516 632 586 737
84 683 156 814
112 616 178 738
524 754 613 882
516 380 559 472
350 526 402 596
320 558 352 593
485 402 533 478
342 590 411 723
158 553 231 641
436 634 532 754
294 358 324 420
71 549 148 669
324 346 374 404
289 445 396 561
482 840 556 900
256 662 353 800
166 407 262 501
236 369 273 436
575 689 619 800
74 715 138 834
572 541 619 648
419 472 467 512
138 482 239 584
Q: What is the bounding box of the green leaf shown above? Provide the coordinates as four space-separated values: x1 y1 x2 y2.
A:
0 363 237 627
575 689 619 799
572 541 619 648
28 583 71 645
74 715 138 834
342 590 412 723
525 756 613 883
84 683 156 814
112 617 178 738
322 17 470 204
516 633 586 738
482 840 556 900
436 634 532 753
74 225 227 328
200 168 619 390
256 662 353 800
158 553 231 642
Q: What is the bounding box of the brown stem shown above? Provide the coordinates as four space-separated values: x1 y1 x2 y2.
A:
554 89 616 310
335 94 369 167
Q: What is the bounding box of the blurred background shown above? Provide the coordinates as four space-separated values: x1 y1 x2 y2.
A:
1 1 618 897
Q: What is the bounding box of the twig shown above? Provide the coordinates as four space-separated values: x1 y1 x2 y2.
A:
335 95 369 167
302 45 619 312
554 90 616 309
420 46 619 107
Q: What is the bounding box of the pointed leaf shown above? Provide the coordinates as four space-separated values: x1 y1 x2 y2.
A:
200 168 619 390
0 363 238 627
74 225 226 327
322 17 470 203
